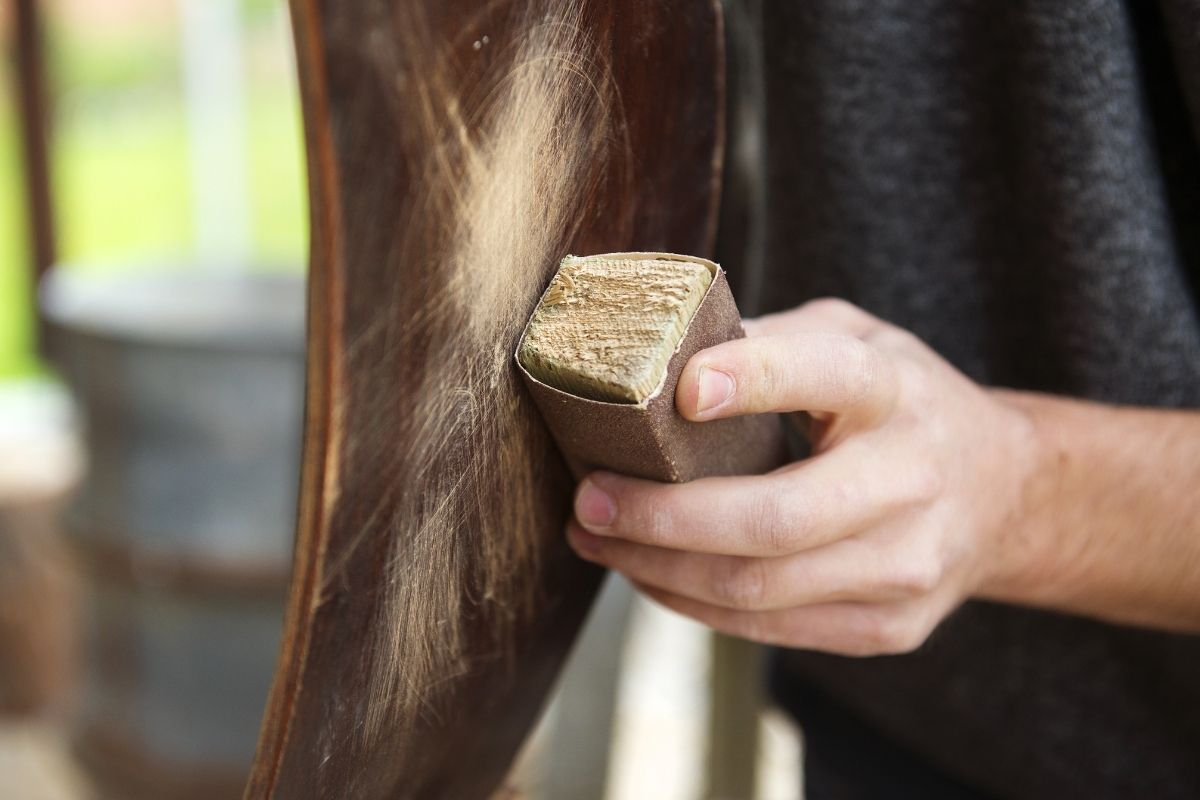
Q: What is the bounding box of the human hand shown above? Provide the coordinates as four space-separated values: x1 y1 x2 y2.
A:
566 298 1045 655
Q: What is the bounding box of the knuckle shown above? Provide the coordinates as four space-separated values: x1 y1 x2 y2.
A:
855 614 892 655
892 558 942 597
847 337 878 381
903 354 941 394
734 612 774 646
902 462 945 506
639 499 675 545
888 361 924 409
713 558 769 610
802 297 856 317
858 609 928 655
901 613 938 652
905 466 944 506
748 485 796 554
887 622 928 655
875 326 921 352
749 350 788 409
879 537 947 597
863 324 924 362
836 337 882 409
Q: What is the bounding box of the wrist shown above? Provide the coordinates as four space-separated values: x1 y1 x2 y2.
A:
974 389 1079 608
970 390 1200 632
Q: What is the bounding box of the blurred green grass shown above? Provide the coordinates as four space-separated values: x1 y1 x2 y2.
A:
1 98 36 377
0 2 306 378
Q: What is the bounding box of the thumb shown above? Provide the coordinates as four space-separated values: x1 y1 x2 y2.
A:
675 331 898 426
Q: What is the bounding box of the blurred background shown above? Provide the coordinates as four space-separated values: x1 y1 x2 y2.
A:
1 2 305 798
0 2 801 798
0 0 305 375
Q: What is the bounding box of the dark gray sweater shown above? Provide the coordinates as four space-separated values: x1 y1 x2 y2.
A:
718 1 1200 797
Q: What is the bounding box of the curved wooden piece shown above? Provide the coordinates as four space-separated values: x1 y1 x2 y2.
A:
248 2 724 797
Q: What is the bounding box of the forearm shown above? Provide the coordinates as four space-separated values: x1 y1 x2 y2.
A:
984 391 1200 632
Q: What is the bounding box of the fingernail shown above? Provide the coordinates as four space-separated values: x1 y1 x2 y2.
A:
696 366 735 414
576 478 616 530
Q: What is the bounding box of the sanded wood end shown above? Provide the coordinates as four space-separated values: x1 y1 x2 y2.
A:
519 254 714 404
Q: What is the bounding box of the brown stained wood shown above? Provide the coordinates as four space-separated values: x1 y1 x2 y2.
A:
14 0 57 350
248 2 725 798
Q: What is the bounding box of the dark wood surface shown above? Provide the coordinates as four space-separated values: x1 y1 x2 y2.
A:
248 2 724 797
14 0 57 349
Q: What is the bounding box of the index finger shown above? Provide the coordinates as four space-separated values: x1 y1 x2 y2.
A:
572 435 919 556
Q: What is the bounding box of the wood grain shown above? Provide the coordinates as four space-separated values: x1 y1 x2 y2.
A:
247 2 725 797
519 255 715 404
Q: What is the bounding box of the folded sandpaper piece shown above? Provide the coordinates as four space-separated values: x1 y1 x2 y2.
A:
517 252 786 482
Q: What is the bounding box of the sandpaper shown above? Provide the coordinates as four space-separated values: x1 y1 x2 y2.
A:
517 252 786 483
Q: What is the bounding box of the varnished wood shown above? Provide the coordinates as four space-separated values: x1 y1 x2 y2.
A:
248 2 725 797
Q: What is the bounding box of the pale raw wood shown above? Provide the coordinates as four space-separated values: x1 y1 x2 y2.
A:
705 633 763 800
519 254 714 403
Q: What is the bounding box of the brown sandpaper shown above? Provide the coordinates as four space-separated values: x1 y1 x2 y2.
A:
516 252 786 482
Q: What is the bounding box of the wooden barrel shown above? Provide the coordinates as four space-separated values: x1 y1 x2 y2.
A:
41 267 304 800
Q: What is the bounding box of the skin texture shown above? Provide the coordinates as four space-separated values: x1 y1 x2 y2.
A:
567 298 1200 655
